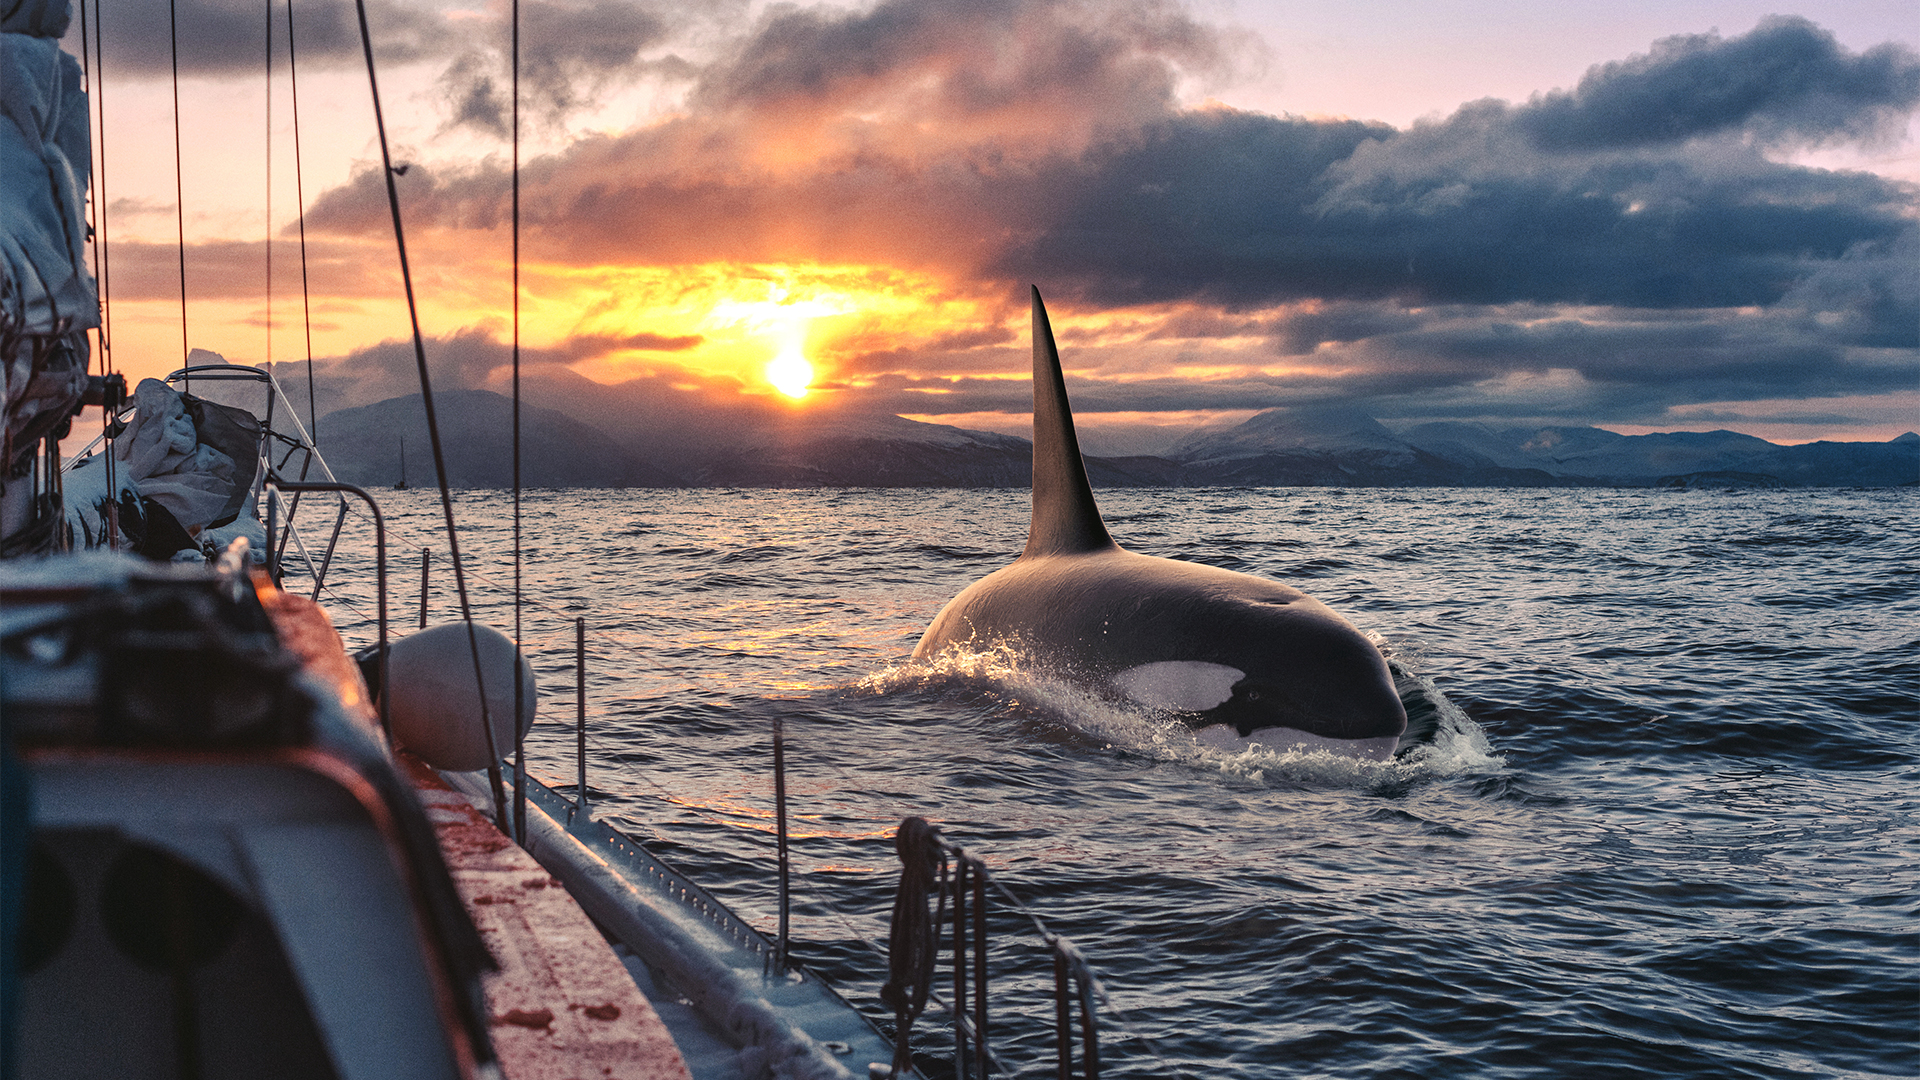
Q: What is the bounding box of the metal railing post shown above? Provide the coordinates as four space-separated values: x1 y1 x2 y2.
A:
1079 972 1099 1080
953 855 969 1077
309 500 348 599
1054 947 1072 1080
575 616 588 815
972 861 988 1080
275 481 389 738
774 714 791 972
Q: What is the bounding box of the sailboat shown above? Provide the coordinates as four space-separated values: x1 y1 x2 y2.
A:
395 437 409 490
2 0 1112 1076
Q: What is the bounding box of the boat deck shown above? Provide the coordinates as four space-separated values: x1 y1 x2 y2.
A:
403 755 693 1080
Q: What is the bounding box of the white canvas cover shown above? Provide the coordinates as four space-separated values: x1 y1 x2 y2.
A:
3 1 95 552
0 0 73 37
114 378 243 531
1 25 95 337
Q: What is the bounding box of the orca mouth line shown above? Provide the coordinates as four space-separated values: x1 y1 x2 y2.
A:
1190 725 1401 762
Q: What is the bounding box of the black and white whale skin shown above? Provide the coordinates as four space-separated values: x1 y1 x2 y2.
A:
914 289 1408 760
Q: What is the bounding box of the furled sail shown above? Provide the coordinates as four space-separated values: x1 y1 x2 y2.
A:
1 0 95 553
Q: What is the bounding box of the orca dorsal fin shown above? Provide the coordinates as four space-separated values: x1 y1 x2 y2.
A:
1025 287 1115 558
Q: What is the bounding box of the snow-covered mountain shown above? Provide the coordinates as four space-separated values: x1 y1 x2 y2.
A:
319 389 1919 488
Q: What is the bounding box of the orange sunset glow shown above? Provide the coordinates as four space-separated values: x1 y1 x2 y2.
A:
57 0 1916 453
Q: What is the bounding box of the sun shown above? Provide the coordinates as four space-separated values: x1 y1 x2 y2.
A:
766 342 813 398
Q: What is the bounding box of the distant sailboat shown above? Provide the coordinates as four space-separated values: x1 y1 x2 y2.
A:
395 436 409 489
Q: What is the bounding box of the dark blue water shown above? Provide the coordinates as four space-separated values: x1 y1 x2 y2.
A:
317 487 1918 1079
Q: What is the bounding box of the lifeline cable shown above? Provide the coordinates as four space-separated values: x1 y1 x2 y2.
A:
350 0 509 831
511 0 527 846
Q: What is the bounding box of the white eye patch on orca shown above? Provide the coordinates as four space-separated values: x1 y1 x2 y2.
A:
1111 661 1246 712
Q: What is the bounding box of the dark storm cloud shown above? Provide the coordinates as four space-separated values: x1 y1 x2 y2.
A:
693 0 1235 121
999 104 1918 312
853 372 1345 416
991 19 1919 319
437 0 672 137
258 4 1920 319
282 324 694 416
825 274 1913 426
72 0 440 78
1516 16 1920 151
1262 302 1426 355
71 0 681 142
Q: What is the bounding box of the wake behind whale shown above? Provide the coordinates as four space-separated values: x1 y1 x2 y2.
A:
914 289 1410 761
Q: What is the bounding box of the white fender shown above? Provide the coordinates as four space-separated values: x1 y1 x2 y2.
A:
386 622 537 771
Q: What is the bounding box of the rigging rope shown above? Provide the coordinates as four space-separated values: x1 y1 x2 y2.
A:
79 0 117 545
168 0 188 385
264 0 271 373
286 0 316 445
350 0 509 833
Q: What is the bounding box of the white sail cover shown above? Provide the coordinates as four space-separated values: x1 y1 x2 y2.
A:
0 0 73 36
3 0 93 554
1 1 96 338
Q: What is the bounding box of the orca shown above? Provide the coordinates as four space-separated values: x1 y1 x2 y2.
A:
913 288 1409 760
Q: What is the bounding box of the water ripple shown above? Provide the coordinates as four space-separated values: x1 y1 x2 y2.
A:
314 486 1916 1079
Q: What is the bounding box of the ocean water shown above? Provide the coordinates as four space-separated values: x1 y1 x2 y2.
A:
310 486 1917 1079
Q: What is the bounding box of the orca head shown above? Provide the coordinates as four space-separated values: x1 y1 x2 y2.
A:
1112 655 1407 761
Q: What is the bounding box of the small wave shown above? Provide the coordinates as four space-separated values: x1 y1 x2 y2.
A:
716 544 794 564
905 542 999 561
1386 660 1503 778
851 646 1503 789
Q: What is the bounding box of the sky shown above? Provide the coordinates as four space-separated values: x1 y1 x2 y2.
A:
63 0 1920 453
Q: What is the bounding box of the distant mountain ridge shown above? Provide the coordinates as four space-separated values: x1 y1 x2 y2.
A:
1381 420 1919 487
316 391 680 488
316 392 1919 489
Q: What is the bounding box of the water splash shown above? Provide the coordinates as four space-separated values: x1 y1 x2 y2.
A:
850 643 1503 788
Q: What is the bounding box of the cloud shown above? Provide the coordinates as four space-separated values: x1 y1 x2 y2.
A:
102 238 398 301
693 0 1242 142
436 0 672 136
281 7 1919 435
71 0 443 79
1010 100 1917 312
307 12 1918 322
270 323 702 426
1516 16 1920 151
307 0 1255 257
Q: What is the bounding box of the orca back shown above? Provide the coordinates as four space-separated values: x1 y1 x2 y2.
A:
1025 288 1116 558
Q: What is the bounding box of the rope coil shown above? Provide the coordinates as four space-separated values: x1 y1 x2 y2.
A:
881 817 949 1077
883 818 1110 1080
